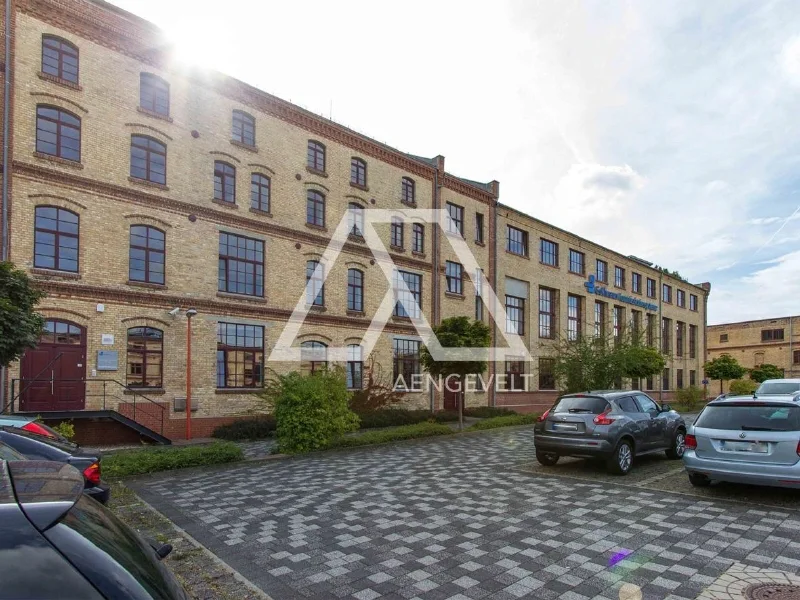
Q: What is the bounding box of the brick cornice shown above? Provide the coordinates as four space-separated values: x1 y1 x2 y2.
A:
13 160 433 272
441 174 496 205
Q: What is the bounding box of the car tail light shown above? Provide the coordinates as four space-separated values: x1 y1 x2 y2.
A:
796 440 800 457
685 434 697 450
83 462 101 485
22 421 57 439
593 408 616 426
537 409 551 422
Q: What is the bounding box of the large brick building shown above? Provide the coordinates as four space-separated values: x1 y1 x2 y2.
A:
707 316 799 393
0 0 710 442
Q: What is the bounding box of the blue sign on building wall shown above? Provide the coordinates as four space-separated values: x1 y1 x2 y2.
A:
584 275 659 312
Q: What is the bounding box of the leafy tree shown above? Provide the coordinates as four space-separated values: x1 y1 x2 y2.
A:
729 379 758 396
262 367 359 453
704 354 747 395
674 385 705 410
749 363 783 383
0 262 45 367
348 354 404 413
420 316 491 431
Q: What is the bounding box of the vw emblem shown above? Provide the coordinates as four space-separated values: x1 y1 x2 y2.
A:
739 432 747 439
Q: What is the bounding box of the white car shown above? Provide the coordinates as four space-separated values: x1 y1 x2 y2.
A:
755 379 800 399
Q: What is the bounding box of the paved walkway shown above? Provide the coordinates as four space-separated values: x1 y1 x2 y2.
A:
128 427 800 600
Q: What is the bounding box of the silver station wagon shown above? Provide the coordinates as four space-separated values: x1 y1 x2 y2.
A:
683 397 800 488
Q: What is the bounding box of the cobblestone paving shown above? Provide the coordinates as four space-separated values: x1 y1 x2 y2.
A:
129 428 800 600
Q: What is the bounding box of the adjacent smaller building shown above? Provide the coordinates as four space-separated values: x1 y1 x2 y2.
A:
707 315 800 392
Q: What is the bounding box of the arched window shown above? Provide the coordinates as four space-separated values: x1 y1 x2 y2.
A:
250 173 270 212
214 161 236 203
129 225 165 284
391 217 404 249
36 105 81 161
301 341 327 375
41 35 79 83
347 202 364 236
401 177 415 205
306 260 324 306
126 327 163 388
130 135 167 185
347 268 364 312
39 319 82 345
346 345 363 390
307 140 325 172
232 110 256 146
34 206 79 272
139 73 170 116
350 157 367 187
306 189 325 226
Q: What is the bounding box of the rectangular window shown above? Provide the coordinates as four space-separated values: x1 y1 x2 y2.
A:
720 333 729 342
662 368 670 391
445 261 463 295
646 314 655 347
446 202 464 236
614 266 625 288
347 269 363 312
631 310 642 339
794 350 800 364
475 213 484 244
761 328 785 342
689 325 697 359
393 270 422 318
401 177 415 205
613 306 625 340
676 321 685 357
632 273 641 294
689 294 698 311
505 359 525 391
661 317 672 354
505 295 525 335
250 174 270 213
538 287 556 339
677 369 684 389
594 301 606 337
218 232 263 297
690 370 696 386
646 376 653 390
646 278 656 298
216 323 264 389
662 284 672 303
597 260 608 283
306 261 325 306
507 226 528 256
676 289 686 308
539 358 556 390
350 158 367 187
214 161 236 203
569 249 585 275
412 223 424 253
540 238 559 266
393 338 421 390
475 296 484 321
391 217 404 249
126 327 163 388
346 345 363 390
567 294 582 341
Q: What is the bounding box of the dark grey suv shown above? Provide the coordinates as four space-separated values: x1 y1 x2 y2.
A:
533 391 686 475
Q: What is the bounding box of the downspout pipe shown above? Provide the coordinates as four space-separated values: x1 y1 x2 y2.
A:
0 0 11 414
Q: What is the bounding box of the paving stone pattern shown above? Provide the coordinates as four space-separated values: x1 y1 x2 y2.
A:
129 428 800 600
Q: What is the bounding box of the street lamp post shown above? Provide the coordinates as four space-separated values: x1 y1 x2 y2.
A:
185 308 197 440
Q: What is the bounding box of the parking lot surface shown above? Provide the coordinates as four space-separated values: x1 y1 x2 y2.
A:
130 427 800 600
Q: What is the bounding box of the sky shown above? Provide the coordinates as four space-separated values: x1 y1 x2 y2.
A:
107 0 800 325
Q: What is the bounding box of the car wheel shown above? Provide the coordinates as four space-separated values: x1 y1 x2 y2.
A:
536 451 559 466
607 440 633 475
688 473 711 487
665 429 686 459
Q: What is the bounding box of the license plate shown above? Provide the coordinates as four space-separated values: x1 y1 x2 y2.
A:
722 440 768 453
553 423 578 430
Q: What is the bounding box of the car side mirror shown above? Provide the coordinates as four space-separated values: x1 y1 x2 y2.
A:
661 404 671 412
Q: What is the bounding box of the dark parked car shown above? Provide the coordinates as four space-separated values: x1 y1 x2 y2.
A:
533 391 687 475
0 426 110 504
0 460 188 600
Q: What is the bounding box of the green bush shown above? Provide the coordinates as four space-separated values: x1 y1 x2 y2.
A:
270 369 360 454
354 409 459 429
674 385 705 410
328 422 453 449
212 417 276 441
463 406 516 418
103 442 243 478
466 413 538 431
51 421 75 440
729 379 758 396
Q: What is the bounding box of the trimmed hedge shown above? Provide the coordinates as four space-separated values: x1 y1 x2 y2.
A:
104 442 243 478
463 407 516 418
354 409 459 429
466 413 538 431
328 422 453 450
212 417 276 441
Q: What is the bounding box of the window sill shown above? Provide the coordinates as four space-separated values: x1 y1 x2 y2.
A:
30 268 81 279
212 198 239 209
215 388 262 395
392 315 413 323
306 166 328 178
248 207 272 217
33 152 83 169
614 285 626 291
506 250 529 260
390 245 406 253
305 222 328 232
38 71 82 90
411 251 426 259
445 230 465 240
539 261 560 269
350 182 369 192
346 310 366 317
127 280 167 290
395 388 424 394
128 176 169 191
306 304 327 312
401 200 417 208
136 106 173 122
230 139 258 153
348 233 365 243
445 291 465 300
216 291 267 303
631 290 642 295
123 388 165 396
475 240 486 247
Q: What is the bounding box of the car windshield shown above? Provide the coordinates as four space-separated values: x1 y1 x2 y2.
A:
553 396 609 414
755 382 800 395
695 404 800 432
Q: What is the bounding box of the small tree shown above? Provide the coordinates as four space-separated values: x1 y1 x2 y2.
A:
0 262 45 367
729 379 758 396
674 385 704 410
348 354 404 413
749 364 783 384
420 316 491 431
704 354 747 395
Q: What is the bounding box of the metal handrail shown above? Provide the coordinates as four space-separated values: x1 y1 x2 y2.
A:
3 353 64 414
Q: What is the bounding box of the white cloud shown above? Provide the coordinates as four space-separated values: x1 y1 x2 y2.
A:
780 36 800 86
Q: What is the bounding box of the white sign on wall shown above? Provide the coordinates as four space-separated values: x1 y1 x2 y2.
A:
101 334 114 346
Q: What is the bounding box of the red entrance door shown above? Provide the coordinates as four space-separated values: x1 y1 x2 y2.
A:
20 320 86 412
443 388 461 411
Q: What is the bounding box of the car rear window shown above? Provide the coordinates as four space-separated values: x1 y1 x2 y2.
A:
0 442 26 461
695 404 800 432
755 382 800 395
553 396 609 414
